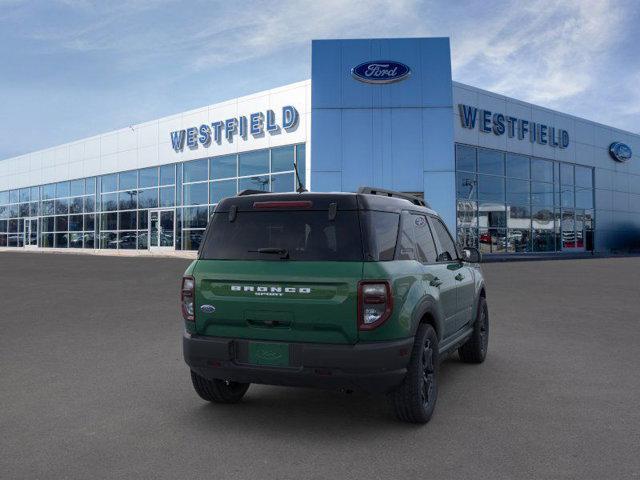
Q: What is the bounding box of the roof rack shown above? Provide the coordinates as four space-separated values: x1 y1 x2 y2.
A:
357 187 429 208
237 189 268 196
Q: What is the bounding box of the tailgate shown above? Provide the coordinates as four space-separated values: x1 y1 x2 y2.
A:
194 260 363 344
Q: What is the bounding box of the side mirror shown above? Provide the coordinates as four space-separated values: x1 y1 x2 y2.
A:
462 247 482 263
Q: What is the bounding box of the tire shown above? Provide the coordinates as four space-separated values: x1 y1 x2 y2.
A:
458 296 489 364
390 324 438 424
190 370 250 404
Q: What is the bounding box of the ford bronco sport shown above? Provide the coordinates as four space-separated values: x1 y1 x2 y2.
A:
182 187 488 423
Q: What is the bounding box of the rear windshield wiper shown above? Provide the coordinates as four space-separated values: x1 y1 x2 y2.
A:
248 247 290 259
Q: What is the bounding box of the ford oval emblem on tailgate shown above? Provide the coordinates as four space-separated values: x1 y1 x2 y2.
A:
200 304 216 314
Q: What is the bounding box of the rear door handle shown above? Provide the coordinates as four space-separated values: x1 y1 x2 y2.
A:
429 277 443 287
455 273 464 281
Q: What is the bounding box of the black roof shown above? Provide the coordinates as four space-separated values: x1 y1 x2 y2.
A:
215 191 437 215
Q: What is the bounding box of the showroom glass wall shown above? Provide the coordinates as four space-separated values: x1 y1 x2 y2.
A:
0 143 305 250
455 144 595 254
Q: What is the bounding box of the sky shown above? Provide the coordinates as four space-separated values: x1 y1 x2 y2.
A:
0 0 638 160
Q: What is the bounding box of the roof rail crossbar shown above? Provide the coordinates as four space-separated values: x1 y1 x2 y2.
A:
237 189 267 196
357 187 429 208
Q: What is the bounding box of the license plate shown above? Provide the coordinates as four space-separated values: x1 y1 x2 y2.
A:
248 342 290 367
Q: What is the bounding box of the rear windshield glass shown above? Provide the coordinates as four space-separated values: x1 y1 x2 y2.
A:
200 211 364 261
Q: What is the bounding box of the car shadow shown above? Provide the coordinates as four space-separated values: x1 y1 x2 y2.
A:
179 355 471 436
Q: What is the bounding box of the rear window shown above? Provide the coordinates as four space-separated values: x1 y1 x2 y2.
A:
200 210 364 261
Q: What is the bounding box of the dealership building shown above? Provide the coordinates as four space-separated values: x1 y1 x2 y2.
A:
1 37 639 256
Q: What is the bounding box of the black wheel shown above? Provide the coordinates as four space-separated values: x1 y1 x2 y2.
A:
458 296 489 364
390 324 438 424
190 370 250 404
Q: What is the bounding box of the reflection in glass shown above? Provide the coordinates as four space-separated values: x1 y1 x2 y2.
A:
270 173 294 193
271 146 295 173
477 175 505 203
507 229 531 252
139 167 158 188
83 232 95 249
478 148 504 175
138 189 158 209
55 216 68 232
506 154 529 179
531 182 554 206
101 174 117 192
101 193 118 211
100 232 117 249
479 201 506 229
456 144 476 172
119 231 138 249
183 159 208 183
531 158 553 182
119 171 137 190
239 150 269 176
69 232 83 248
239 175 269 192
456 172 476 200
506 178 529 204
561 209 576 249
507 206 531 229
119 190 137 210
183 230 204 250
183 183 208 205
55 233 68 248
160 164 175 186
478 228 506 254
210 180 237 204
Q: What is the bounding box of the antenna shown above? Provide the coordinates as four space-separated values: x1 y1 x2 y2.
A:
293 160 307 193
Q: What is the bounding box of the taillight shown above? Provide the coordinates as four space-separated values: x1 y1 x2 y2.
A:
358 281 393 330
181 276 195 322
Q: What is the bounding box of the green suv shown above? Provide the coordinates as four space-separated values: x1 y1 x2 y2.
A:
182 187 488 423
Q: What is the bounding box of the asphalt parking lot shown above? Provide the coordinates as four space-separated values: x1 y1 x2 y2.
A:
1 252 639 479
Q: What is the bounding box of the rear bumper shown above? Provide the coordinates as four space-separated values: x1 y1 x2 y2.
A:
183 332 413 394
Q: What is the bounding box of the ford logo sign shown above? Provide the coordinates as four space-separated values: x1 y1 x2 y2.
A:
609 142 632 162
351 60 411 84
200 304 216 314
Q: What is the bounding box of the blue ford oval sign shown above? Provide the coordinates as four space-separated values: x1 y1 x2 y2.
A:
351 61 411 84
609 142 632 162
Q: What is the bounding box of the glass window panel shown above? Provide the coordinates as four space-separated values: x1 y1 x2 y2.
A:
83 232 95 249
576 187 593 209
137 189 158 209
70 179 84 196
83 196 95 213
119 190 137 210
239 150 269 176
55 181 70 198
9 190 19 203
457 200 478 228
41 185 55 200
55 233 68 248
29 202 39 217
531 158 554 183
19 203 29 217
55 215 68 231
456 144 476 172
119 231 137 250
507 205 531 229
8 219 18 232
139 167 158 188
477 174 505 203
560 163 574 185
561 209 576 249
84 214 95 231
507 229 531 252
210 180 237 204
69 232 83 248
0 219 6 232
210 155 237 180
479 201 506 229
42 216 55 232
19 188 30 202
138 210 149 230
575 166 593 188
0 191 9 204
506 178 530 205
183 159 208 183
119 171 137 190
30 187 39 202
0 205 7 219
183 207 209 228
176 164 182 206
69 215 83 231
119 211 137 230
506 153 530 179
101 174 117 192
101 193 118 211
85 177 96 194
561 185 574 207
183 230 205 250
271 146 295 173
296 143 306 187
100 212 118 230
159 187 175 207
40 233 54 248
532 206 554 230
239 175 269 192
533 229 555 252
8 204 18 217
55 198 69 215
100 232 118 249
478 148 504 176
183 183 208 205
0 234 7 247
270 173 294 193
531 182 554 206
160 164 175 186
70 197 83 214
137 231 148 249
479 228 506 254
456 172 477 200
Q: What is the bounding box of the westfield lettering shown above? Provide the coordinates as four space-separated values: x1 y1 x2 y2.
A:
170 105 299 153
458 104 570 149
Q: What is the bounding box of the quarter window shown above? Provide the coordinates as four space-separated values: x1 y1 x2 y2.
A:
429 217 458 262
412 214 437 263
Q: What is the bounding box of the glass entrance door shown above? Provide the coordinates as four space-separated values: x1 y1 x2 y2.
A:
149 209 175 250
23 217 38 248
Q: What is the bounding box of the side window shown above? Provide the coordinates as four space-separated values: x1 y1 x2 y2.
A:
412 214 437 263
429 217 458 262
396 212 416 260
